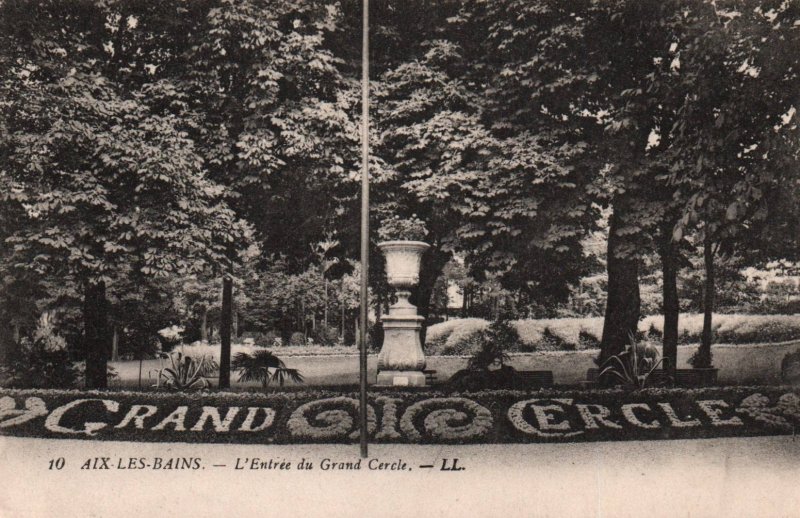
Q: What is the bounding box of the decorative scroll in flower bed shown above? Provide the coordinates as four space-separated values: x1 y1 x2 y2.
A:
0 387 799 444
399 397 493 441
287 397 376 440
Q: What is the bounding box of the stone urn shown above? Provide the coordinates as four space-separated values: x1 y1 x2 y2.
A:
376 240 430 386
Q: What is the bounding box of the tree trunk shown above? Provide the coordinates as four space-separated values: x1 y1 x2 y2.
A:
12 324 20 344
111 325 119 362
599 206 641 369
698 234 715 368
200 308 208 342
410 247 451 347
0 324 12 363
84 280 110 389
660 226 679 380
219 276 233 390
341 304 346 340
323 278 329 328
233 308 239 338
300 299 307 339
354 315 360 347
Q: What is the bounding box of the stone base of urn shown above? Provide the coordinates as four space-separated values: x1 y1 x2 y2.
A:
375 314 427 387
376 370 427 387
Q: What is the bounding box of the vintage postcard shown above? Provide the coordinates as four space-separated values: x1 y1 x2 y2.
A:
1 0 798 516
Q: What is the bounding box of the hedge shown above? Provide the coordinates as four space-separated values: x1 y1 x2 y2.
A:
1 386 798 445
426 314 800 355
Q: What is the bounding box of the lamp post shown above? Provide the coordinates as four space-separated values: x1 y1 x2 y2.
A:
358 0 370 459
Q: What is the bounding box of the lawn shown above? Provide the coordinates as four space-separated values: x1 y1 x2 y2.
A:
104 314 800 389
109 341 800 388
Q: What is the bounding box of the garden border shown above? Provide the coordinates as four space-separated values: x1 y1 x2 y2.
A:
1 386 798 445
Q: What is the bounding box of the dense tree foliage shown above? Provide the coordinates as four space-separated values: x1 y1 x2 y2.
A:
0 0 797 386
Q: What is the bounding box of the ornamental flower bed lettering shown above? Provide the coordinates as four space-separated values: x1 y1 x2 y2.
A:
0 387 798 444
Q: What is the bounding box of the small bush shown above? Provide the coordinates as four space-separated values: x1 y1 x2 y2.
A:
646 323 663 340
425 331 448 354
155 352 216 391
2 314 79 389
485 319 523 350
289 332 306 346
539 327 572 351
255 331 282 348
578 330 600 350
467 333 510 370
310 324 340 347
424 314 800 355
4 339 79 389
780 349 800 384
715 315 800 344
369 321 383 352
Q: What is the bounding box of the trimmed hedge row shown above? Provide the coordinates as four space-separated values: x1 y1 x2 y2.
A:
1 386 799 444
426 314 800 355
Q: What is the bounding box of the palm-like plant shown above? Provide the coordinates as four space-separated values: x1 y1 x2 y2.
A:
156 352 214 391
231 350 304 389
467 337 510 371
599 333 665 389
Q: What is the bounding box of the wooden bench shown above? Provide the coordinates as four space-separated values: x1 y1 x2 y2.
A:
514 370 554 389
423 369 438 385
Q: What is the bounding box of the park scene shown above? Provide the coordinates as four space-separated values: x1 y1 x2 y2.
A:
0 0 799 445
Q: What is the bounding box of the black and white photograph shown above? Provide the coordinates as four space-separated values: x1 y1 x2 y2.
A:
0 0 799 516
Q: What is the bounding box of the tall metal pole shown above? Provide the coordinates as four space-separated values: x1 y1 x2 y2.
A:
358 0 370 459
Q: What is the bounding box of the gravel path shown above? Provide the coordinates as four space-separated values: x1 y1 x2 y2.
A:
2 435 799 517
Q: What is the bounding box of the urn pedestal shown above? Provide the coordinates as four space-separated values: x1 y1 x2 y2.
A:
376 240 430 387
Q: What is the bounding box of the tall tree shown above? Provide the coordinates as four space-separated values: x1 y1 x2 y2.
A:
665 0 800 367
0 0 251 387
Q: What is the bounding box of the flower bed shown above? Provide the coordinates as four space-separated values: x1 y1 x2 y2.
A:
1 386 799 444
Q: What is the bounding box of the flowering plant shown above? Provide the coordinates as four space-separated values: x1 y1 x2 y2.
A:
158 325 185 343
377 214 428 241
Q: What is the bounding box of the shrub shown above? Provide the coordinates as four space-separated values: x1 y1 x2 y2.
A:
289 332 306 346
599 335 665 389
425 318 488 355
424 331 448 354
780 349 800 384
646 323 663 340
578 330 601 350
467 333 510 371
157 325 185 350
428 314 800 355
155 352 216 391
4 339 79 389
448 331 486 356
231 350 304 389
2 313 79 389
484 319 523 350
539 327 572 351
307 324 339 347
369 321 383 352
715 315 800 344
254 330 282 348
688 347 713 369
